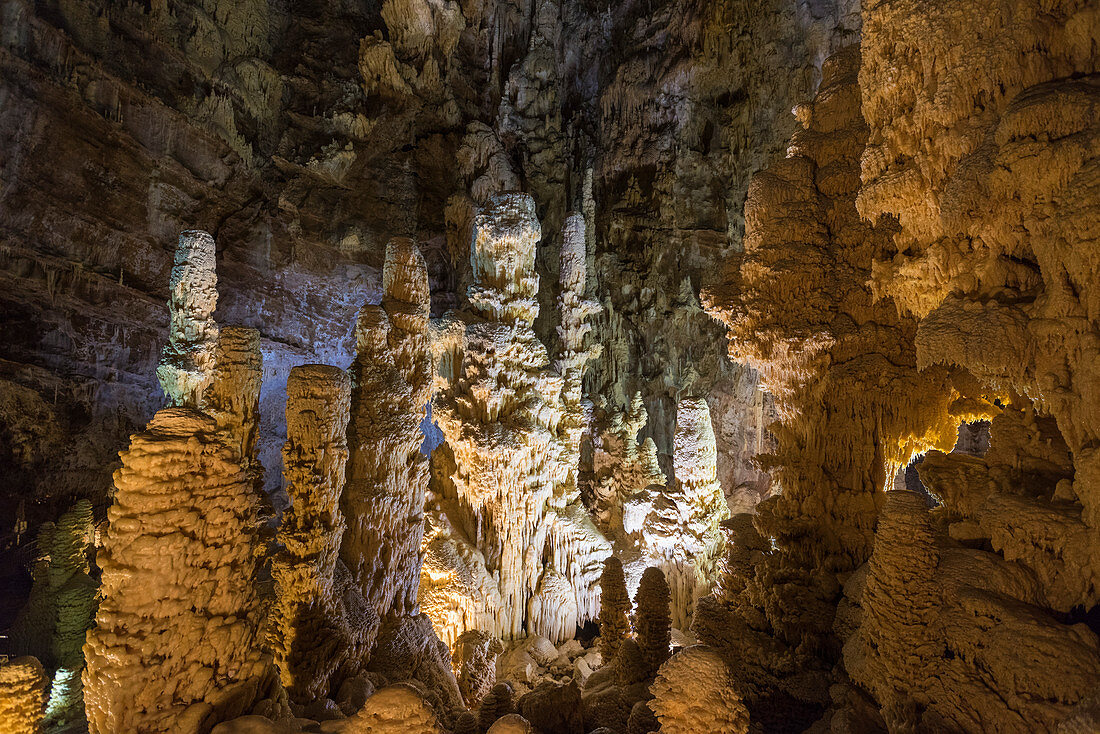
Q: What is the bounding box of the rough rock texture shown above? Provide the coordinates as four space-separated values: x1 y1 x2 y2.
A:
597 556 632 664
632 567 671 679
478 682 515 733
0 656 47 734
422 193 610 645
516 680 584 734
452 630 505 707
484 714 534 734
270 365 365 703
158 230 220 407
83 409 269 733
650 645 749 734
206 326 265 492
341 238 434 621
335 684 442 734
698 46 976 727
365 614 464 724
644 397 729 629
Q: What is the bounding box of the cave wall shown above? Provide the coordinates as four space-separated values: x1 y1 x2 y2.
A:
0 0 837 536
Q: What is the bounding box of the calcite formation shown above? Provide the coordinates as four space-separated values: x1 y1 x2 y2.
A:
83 409 268 733
0 657 47 734
157 230 220 408
451 630 505 707
596 556 632 664
270 365 363 703
423 193 610 645
341 238 434 621
643 397 729 629
632 567 672 679
650 646 749 734
700 45 977 725
205 326 264 490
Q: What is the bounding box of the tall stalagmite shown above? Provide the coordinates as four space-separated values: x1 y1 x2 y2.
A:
205 326 264 490
341 238 434 621
83 409 268 733
157 230 220 408
422 193 610 645
643 397 729 629
271 365 367 703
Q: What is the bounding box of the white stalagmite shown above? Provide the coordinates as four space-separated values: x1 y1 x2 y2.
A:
422 193 610 646
341 237 434 621
157 230 220 407
643 397 729 629
83 408 269 733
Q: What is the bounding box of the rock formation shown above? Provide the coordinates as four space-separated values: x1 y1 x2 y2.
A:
341 238 434 621
422 193 610 645
650 645 749 734
597 556 632 664
0 657 47 734
270 365 365 703
157 230 220 408
452 630 505 707
643 397 729 629
83 409 269 733
205 326 264 491
632 567 672 679
699 45 976 725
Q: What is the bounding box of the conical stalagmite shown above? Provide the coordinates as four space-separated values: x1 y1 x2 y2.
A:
83 408 269 734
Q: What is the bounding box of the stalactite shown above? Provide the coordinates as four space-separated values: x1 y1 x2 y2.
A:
341 237 433 621
83 408 269 733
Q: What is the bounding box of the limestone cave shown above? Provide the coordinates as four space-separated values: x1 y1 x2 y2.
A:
1 0 1098 731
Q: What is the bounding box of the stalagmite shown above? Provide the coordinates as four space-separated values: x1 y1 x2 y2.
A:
0 657 47 734
341 238 433 621
336 684 443 734
643 397 728 629
633 567 671 678
423 193 610 645
157 230 220 408
42 499 97 729
597 556 632 664
699 46 974 726
452 630 505 707
205 326 264 489
650 646 749 734
83 408 269 733
270 365 367 703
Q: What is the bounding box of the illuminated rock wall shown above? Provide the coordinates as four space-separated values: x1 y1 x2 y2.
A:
699 45 972 725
